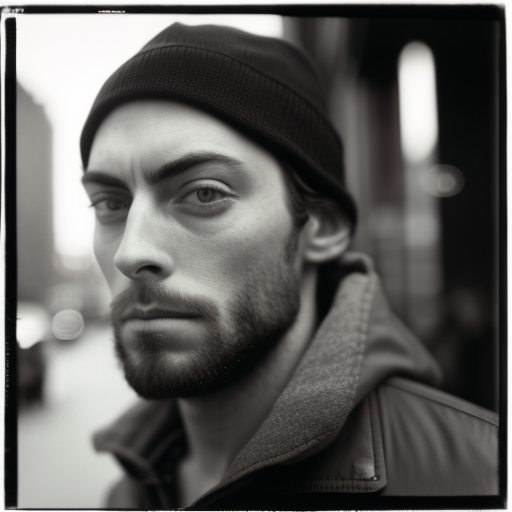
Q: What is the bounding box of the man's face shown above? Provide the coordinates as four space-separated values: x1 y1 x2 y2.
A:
83 100 309 399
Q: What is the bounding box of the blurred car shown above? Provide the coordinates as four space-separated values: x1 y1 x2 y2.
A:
17 301 50 408
18 341 45 407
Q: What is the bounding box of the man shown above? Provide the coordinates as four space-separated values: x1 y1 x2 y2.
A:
80 23 498 509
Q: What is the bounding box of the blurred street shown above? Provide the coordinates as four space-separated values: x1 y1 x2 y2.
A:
18 322 139 509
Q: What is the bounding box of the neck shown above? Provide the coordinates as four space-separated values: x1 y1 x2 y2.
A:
176 265 318 505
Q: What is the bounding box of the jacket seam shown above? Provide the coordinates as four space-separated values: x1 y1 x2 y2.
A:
303 477 379 482
304 482 377 488
368 392 382 483
382 381 498 427
289 480 382 493
280 478 382 494
374 387 387 481
348 273 377 424
300 485 379 492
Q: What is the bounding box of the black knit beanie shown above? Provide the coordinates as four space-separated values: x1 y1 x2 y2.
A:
80 23 357 227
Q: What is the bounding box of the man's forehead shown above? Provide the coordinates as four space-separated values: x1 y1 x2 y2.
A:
90 99 227 148
87 99 281 176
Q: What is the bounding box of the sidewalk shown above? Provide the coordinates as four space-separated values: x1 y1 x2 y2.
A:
18 321 138 509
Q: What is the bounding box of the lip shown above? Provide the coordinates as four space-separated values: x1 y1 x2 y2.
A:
122 308 200 322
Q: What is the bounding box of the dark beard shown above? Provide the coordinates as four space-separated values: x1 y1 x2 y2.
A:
111 235 301 399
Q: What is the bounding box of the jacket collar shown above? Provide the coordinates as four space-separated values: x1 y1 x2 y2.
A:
94 252 441 504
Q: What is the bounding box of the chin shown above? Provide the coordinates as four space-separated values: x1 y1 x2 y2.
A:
113 317 294 399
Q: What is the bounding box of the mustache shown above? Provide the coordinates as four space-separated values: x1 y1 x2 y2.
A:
110 281 219 324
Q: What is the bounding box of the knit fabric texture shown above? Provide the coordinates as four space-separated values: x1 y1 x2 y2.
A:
80 23 357 226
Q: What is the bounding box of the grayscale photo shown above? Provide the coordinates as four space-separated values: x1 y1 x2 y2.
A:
5 4 504 510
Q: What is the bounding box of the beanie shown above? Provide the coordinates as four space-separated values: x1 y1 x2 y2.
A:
80 23 357 227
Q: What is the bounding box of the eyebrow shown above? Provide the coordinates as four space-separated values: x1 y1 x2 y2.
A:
81 172 128 189
82 151 243 189
143 152 243 185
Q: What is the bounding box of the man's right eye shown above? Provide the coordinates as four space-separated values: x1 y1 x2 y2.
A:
90 196 130 222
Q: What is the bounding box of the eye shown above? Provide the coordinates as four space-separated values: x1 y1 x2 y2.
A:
104 198 125 210
90 195 130 223
194 187 224 203
179 183 232 209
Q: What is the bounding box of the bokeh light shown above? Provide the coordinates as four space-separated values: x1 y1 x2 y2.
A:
17 302 51 349
398 41 438 163
52 309 85 340
420 164 465 197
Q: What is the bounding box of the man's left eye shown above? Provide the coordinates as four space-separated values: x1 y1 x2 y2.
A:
181 186 228 206
196 187 222 203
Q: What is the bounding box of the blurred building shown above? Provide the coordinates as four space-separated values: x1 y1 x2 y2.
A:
17 82 111 324
16 82 56 304
284 17 500 411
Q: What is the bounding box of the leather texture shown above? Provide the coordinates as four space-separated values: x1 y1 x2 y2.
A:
377 377 499 496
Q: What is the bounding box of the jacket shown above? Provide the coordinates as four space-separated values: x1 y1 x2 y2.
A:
94 253 499 509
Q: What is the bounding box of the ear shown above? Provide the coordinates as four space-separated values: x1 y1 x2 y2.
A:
302 205 352 264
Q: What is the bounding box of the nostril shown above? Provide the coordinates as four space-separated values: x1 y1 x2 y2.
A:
136 264 162 275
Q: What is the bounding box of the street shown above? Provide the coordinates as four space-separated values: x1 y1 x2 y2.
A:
18 322 138 508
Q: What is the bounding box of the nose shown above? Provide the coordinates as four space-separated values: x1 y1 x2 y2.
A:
113 201 175 280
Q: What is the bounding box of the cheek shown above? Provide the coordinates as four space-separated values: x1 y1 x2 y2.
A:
227 197 298 267
191 207 297 291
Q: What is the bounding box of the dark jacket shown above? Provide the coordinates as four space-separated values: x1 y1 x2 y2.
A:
94 254 499 509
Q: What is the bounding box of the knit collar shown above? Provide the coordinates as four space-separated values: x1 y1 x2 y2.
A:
94 252 441 505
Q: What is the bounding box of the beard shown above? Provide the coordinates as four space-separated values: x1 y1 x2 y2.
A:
110 231 302 399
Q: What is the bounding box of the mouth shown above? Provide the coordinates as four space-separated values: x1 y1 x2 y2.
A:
122 308 201 323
